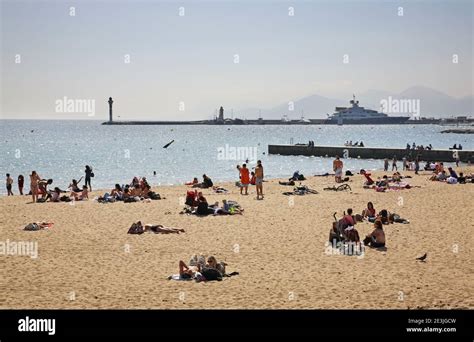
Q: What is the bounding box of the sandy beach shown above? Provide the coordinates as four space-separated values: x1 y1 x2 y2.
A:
1 167 473 309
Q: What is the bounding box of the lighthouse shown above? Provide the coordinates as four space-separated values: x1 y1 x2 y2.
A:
108 97 114 122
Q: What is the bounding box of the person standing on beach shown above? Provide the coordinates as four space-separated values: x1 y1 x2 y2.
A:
415 157 420 175
255 160 264 200
6 174 14 196
239 164 250 195
392 156 398 171
384 158 389 172
18 175 24 195
333 156 343 183
85 165 93 191
30 171 41 203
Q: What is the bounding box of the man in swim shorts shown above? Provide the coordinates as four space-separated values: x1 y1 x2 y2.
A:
239 164 250 195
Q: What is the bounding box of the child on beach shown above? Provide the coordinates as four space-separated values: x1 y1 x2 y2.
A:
6 173 14 196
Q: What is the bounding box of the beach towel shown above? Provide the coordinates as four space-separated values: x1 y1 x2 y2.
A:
167 274 193 281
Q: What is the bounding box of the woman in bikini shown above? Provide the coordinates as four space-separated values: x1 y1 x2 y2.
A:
362 202 376 219
30 171 41 203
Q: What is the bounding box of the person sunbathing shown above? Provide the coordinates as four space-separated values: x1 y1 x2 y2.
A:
144 224 185 234
71 185 89 201
362 202 376 220
178 260 200 279
363 220 386 248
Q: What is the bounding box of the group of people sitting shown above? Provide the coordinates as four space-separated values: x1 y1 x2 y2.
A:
98 177 161 203
344 141 364 147
406 142 433 151
360 170 413 191
329 203 410 250
449 144 463 150
188 174 214 188
429 164 472 184
182 190 243 216
34 177 89 202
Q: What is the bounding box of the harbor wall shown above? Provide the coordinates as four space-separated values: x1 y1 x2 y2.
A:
268 145 473 163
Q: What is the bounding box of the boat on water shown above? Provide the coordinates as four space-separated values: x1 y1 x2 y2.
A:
326 95 410 125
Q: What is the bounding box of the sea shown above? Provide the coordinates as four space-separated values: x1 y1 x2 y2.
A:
0 120 472 194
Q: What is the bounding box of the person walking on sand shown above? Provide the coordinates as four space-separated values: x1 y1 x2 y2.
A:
85 165 93 191
392 156 398 171
333 156 343 183
255 160 264 200
30 171 41 203
6 173 14 196
18 174 24 195
239 163 250 195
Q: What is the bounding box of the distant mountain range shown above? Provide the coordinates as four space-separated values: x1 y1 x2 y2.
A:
236 86 473 119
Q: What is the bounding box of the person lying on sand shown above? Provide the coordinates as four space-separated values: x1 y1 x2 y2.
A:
363 220 386 248
178 260 200 279
144 224 185 234
24 222 54 231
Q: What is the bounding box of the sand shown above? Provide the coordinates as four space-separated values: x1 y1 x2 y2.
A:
1 167 473 309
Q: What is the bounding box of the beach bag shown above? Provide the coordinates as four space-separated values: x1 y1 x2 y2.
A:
91 172 94 177
24 223 40 231
201 267 223 281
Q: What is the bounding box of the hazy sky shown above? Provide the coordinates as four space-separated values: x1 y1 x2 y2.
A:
1 0 472 120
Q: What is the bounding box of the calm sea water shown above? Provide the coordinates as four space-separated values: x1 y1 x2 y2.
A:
0 120 472 194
